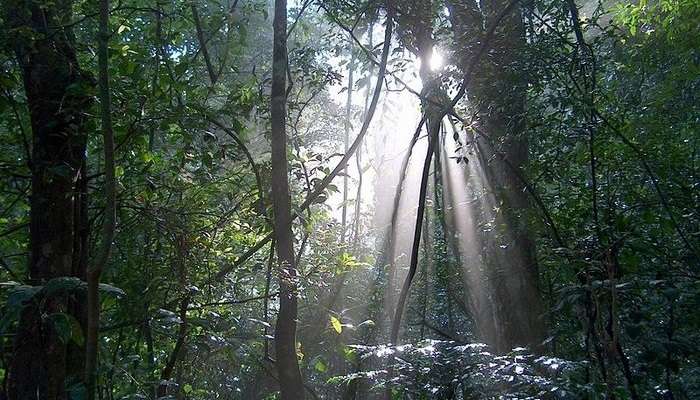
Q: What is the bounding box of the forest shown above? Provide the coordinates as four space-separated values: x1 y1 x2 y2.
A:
0 0 698 398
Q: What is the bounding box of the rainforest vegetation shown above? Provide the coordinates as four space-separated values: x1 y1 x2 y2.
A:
0 0 698 398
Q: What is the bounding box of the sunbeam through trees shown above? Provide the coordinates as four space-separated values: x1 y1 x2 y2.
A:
0 0 698 399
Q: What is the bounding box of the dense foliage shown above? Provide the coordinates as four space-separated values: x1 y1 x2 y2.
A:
0 0 697 399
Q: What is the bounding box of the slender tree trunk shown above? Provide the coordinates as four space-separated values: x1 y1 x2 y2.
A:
270 0 305 398
432 138 457 332
263 240 275 359
68 154 89 380
157 235 190 398
386 111 438 400
85 0 118 396
419 212 432 340
341 51 355 244
215 0 392 282
157 296 189 398
351 19 375 251
389 110 439 345
143 320 157 399
4 0 93 396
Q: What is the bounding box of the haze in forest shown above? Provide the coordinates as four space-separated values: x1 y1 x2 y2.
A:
0 0 698 399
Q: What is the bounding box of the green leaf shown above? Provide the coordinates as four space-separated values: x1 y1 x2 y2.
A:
0 284 41 333
314 358 328 373
98 283 126 298
42 277 85 297
342 345 357 363
141 151 154 164
330 316 342 334
47 313 73 344
49 313 84 345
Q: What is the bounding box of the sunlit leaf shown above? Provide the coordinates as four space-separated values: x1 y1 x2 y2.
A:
314 358 327 373
330 316 342 334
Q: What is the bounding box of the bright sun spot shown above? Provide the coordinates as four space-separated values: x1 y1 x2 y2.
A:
430 49 444 71
415 48 445 74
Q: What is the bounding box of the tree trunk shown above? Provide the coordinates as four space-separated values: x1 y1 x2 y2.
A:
157 234 190 399
270 0 305 398
5 0 93 397
86 0 118 396
341 50 355 244
447 0 545 353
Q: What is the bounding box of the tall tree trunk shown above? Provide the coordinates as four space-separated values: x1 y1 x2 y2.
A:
85 0 118 396
157 235 190 398
385 12 444 398
270 0 305 398
432 139 458 333
4 0 93 397
447 0 545 353
341 50 355 244
351 19 375 251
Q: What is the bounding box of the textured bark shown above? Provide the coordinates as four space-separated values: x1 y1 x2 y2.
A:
270 0 305 398
4 0 93 396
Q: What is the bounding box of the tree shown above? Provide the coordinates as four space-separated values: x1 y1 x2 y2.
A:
85 0 117 397
447 0 545 352
0 0 698 398
4 0 94 396
270 0 305 398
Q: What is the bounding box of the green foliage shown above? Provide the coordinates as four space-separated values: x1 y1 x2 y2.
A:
336 342 585 399
0 0 698 398
330 315 343 334
47 313 84 346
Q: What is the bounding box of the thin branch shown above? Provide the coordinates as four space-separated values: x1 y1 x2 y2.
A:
188 292 279 310
0 223 28 238
206 117 269 225
286 0 313 39
191 3 217 84
86 0 118 396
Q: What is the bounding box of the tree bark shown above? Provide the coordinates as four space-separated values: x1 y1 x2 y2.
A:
270 0 305 398
4 0 93 396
